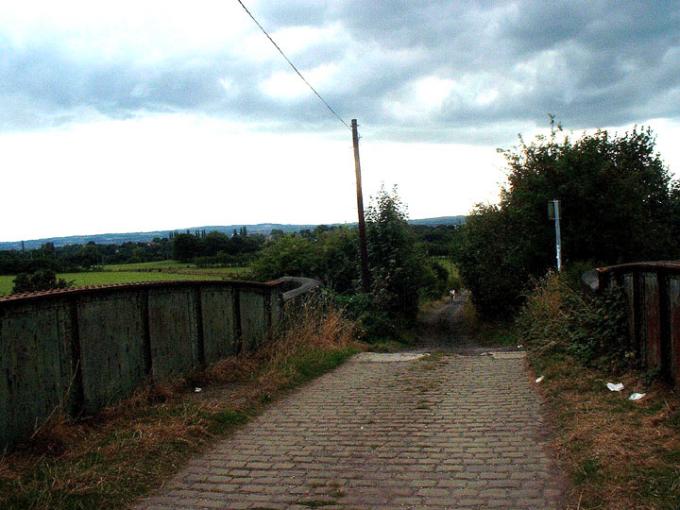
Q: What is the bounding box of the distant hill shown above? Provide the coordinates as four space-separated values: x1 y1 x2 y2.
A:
408 216 466 226
0 216 466 250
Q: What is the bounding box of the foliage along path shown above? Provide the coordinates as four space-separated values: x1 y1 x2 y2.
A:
135 299 565 510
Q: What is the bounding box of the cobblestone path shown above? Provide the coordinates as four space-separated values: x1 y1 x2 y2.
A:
136 351 564 509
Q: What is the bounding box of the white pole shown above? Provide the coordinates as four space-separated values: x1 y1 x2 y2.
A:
554 200 562 272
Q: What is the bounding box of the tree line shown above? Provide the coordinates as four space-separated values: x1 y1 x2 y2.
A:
1 206 456 324
0 239 173 275
0 229 271 275
171 228 265 265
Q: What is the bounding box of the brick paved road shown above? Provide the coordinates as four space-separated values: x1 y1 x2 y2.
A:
136 352 564 509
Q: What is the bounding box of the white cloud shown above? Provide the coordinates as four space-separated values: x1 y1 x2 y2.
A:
270 23 345 56
260 63 339 100
0 0 253 64
0 113 508 240
0 1 679 240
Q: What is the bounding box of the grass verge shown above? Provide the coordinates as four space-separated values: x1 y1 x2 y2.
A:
0 304 360 509
511 272 680 509
528 349 680 509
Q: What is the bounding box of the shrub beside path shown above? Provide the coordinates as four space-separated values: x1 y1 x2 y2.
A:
135 345 565 509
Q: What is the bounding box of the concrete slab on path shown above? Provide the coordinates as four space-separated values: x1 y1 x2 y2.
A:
136 351 565 510
355 352 432 362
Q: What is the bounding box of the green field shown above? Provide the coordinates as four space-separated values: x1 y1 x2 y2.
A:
432 257 459 278
103 260 194 271
102 261 250 277
0 261 252 297
0 275 13 296
64 271 225 286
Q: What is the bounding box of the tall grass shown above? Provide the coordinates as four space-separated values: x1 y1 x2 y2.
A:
203 298 358 392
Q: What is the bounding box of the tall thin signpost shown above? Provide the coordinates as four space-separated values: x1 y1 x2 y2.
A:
352 119 371 292
548 199 562 272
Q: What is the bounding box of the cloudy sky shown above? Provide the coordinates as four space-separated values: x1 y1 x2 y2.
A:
1 0 680 241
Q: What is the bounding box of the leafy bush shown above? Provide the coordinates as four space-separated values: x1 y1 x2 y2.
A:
424 260 450 299
333 292 400 340
12 270 71 294
366 186 431 320
317 228 359 293
252 228 359 294
252 235 318 280
454 204 527 319
517 271 629 367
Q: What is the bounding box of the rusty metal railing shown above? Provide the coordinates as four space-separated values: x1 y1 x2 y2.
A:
583 261 680 385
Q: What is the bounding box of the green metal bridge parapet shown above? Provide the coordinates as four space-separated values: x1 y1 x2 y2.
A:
0 276 319 451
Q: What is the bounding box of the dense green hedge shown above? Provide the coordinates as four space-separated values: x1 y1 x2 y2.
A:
455 123 679 319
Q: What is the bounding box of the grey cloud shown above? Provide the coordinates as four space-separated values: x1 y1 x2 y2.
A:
0 0 679 142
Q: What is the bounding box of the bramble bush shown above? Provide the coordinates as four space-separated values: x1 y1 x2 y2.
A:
517 271 629 368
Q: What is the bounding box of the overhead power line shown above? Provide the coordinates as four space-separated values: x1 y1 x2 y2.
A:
234 0 351 130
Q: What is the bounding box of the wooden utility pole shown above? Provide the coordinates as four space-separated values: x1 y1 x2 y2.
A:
352 119 371 292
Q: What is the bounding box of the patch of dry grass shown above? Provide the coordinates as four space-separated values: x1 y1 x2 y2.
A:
530 347 680 509
0 302 360 510
506 270 680 508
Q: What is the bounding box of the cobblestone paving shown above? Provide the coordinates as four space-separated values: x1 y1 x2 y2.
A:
136 352 564 509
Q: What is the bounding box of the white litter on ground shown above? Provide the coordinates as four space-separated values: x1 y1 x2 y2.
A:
535 375 545 383
194 387 202 393
629 392 646 401
606 382 624 392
